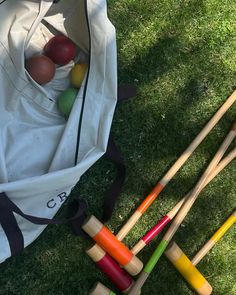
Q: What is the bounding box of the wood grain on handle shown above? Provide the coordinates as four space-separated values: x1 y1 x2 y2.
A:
128 121 236 295
191 210 236 265
163 123 236 243
118 92 236 241
131 147 236 255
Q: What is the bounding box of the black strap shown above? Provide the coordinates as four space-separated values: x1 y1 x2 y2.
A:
0 192 87 255
101 84 137 221
101 136 126 222
0 196 24 256
68 199 88 236
0 135 124 251
1 194 87 225
117 84 137 103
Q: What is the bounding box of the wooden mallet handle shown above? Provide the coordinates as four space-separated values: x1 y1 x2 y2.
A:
131 147 236 255
117 91 236 241
191 209 236 265
163 122 236 244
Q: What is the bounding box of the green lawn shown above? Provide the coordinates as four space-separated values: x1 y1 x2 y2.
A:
0 0 235 294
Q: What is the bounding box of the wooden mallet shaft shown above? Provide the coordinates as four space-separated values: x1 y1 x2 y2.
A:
131 148 236 255
165 210 236 294
86 92 235 273
191 209 236 265
162 122 235 243
117 91 236 241
128 122 236 295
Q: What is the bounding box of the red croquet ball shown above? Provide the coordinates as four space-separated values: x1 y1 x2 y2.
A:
25 55 55 85
44 35 77 65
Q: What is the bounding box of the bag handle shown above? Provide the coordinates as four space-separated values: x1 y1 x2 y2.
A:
0 132 124 257
101 84 137 221
117 84 137 102
0 192 87 256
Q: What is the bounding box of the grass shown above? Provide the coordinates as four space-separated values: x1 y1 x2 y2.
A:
0 0 236 294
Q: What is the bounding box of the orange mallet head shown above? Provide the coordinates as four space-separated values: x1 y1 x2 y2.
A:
82 215 143 276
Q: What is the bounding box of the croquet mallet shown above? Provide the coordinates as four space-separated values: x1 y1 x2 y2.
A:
165 209 236 295
86 244 134 293
82 215 144 276
116 92 236 241
85 92 236 293
131 147 236 255
86 91 236 270
128 121 236 295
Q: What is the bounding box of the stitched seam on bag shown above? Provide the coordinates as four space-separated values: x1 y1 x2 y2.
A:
0 7 57 104
74 0 97 165
0 63 28 93
0 41 57 105
0 63 62 116
23 77 60 106
0 41 28 84
19 91 61 115
0 46 61 115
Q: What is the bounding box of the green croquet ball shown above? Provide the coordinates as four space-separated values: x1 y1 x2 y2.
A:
57 88 78 117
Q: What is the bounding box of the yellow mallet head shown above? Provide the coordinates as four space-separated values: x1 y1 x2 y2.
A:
165 242 212 295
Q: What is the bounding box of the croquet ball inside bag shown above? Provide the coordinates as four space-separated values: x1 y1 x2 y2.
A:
25 55 56 85
57 88 78 117
70 63 88 88
44 35 77 65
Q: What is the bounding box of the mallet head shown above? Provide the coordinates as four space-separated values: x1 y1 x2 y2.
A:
89 282 116 295
86 244 134 293
82 215 143 276
165 242 213 295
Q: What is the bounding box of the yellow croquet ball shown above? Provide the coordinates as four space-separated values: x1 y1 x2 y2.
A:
70 63 88 88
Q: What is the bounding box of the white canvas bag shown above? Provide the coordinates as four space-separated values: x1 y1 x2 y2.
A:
0 0 117 263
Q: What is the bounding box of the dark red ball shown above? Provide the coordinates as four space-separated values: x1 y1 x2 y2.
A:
25 55 55 85
44 35 77 65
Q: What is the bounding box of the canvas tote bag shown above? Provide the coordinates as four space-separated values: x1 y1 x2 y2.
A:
0 0 117 263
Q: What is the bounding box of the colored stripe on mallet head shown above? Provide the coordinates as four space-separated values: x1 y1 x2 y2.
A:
116 91 236 241
89 282 116 295
131 200 184 255
86 92 236 292
165 242 212 295
165 210 236 295
128 121 236 295
86 244 134 293
131 147 236 255
82 215 143 276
